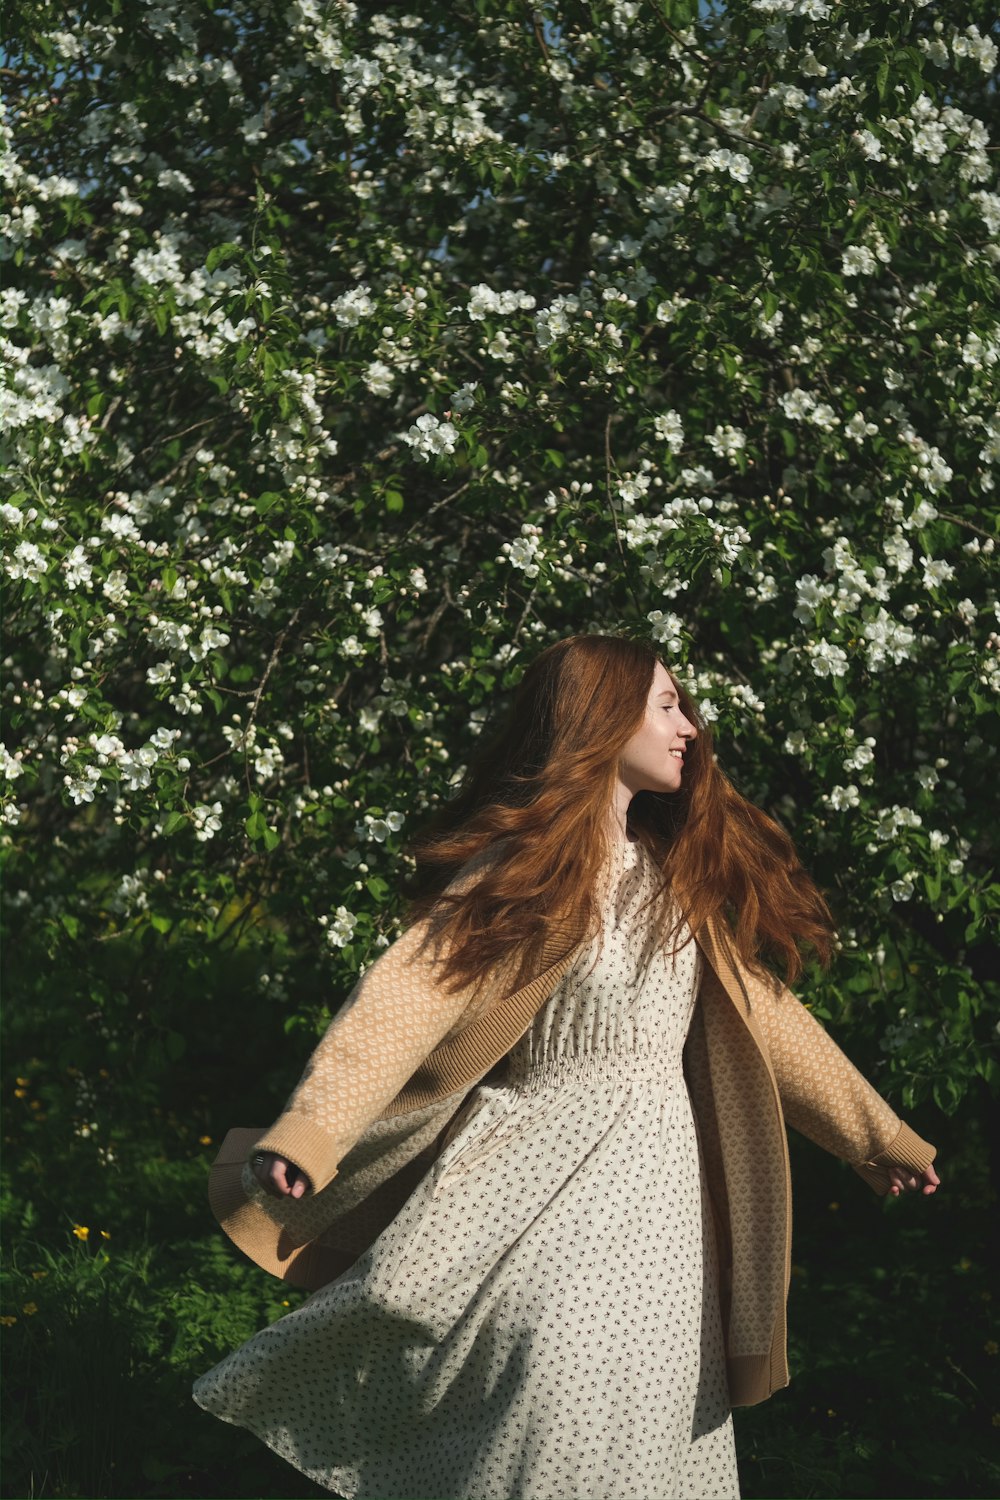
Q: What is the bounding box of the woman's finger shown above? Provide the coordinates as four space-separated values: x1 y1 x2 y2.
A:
269 1158 294 1195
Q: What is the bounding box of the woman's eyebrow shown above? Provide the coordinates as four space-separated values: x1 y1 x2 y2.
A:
657 689 678 700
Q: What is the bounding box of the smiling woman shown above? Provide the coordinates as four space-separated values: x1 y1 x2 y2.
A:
194 633 939 1500
615 663 699 806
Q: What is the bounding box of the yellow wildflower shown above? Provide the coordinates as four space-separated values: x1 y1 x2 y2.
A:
828 1201 840 1212
15 1077 29 1087
99 1230 110 1241
985 1341 998 1356
199 1135 213 1146
13 1089 26 1099
31 1271 48 1281
0 1315 16 1327
72 1225 89 1241
22 1303 38 1316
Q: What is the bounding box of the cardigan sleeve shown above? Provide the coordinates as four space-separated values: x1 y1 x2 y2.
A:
737 962 937 1196
251 917 480 1195
252 856 501 1195
251 846 515 1194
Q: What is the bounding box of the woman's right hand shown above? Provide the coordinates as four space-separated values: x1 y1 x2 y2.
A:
250 1151 312 1199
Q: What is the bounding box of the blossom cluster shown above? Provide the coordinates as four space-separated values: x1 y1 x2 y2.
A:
1 0 996 1114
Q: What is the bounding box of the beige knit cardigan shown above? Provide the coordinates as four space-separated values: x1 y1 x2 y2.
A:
209 870 937 1409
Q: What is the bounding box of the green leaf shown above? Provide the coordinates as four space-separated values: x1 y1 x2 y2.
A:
262 826 281 852
384 489 404 513
206 241 241 273
245 810 267 839
161 811 186 836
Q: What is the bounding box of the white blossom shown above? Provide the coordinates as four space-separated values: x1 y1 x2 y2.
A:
449 381 479 414
467 284 536 320
499 524 543 578
401 412 458 460
653 410 684 453
0 744 24 780
330 285 374 327
324 905 358 948
192 801 223 841
842 245 878 276
809 640 849 678
647 610 684 652
356 809 405 843
826 784 861 811
706 424 746 462
920 556 956 591
863 609 917 670
6 541 48 581
363 360 394 396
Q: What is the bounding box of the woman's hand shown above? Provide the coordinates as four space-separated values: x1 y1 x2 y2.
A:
888 1162 940 1198
250 1151 312 1199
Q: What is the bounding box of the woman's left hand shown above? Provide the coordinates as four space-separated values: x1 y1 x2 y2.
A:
888 1162 940 1197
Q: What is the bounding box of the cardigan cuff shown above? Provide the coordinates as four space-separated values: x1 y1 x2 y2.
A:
850 1119 937 1196
253 1112 341 1195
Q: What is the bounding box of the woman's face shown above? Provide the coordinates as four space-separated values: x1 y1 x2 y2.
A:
618 661 698 796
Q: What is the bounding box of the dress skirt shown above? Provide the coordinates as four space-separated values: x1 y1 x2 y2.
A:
193 835 740 1499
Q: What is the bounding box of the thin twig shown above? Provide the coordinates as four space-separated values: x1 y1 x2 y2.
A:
400 480 472 542
603 411 639 617
510 581 540 648
938 512 997 542
244 606 302 794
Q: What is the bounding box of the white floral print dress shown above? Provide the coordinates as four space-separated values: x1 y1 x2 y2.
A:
193 834 741 1500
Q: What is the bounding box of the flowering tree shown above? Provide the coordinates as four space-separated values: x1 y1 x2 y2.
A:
3 0 998 1175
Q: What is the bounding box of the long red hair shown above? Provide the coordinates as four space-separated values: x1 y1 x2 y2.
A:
401 633 833 998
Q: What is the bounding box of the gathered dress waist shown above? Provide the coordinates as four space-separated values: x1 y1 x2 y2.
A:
505 1043 688 1093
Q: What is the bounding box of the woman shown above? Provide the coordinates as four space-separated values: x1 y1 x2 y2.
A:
194 633 940 1500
